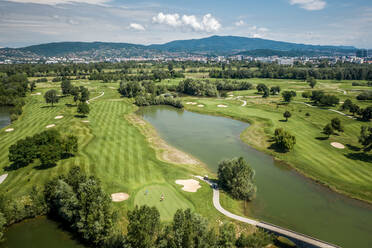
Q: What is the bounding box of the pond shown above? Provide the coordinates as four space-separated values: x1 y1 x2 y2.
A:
138 105 372 248
0 107 11 130
0 217 85 248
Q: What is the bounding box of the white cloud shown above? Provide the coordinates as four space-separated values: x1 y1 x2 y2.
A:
235 20 245 26
152 12 221 32
152 13 182 27
289 0 326 11
3 0 110 5
129 23 145 31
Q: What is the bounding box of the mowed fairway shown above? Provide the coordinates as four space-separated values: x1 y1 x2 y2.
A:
0 81 226 224
181 89 372 203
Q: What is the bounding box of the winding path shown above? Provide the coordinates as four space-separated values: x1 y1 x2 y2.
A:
87 91 104 104
194 176 340 248
240 99 247 107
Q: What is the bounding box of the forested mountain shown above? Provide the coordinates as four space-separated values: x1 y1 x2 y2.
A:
0 35 357 59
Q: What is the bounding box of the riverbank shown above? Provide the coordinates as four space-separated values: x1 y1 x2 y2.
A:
181 96 372 204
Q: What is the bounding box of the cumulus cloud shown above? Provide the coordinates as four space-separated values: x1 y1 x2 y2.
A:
289 0 326 11
235 20 245 26
129 23 145 31
3 0 110 5
152 12 221 32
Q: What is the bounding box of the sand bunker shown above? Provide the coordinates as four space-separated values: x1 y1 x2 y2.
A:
82 120 90 123
46 124 56 128
331 142 345 149
186 102 197 105
217 104 228 108
31 92 41 96
0 174 8 184
5 128 14 132
228 94 234 97
197 104 204 107
54 115 64 119
176 179 201 192
111 193 129 202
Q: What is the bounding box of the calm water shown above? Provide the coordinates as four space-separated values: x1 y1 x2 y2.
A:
138 105 372 248
0 107 11 130
0 217 85 248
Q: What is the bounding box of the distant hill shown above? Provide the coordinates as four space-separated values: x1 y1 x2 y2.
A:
0 35 357 59
149 35 356 55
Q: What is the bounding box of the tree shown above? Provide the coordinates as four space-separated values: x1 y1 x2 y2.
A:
302 91 311 98
218 157 257 201
44 89 59 106
256 83 268 94
323 124 334 138
262 87 270 98
359 106 372 121
270 86 281 95
359 126 372 151
282 91 296 102
307 77 317 88
127 205 160 248
331 118 344 133
273 128 296 152
341 99 353 111
79 86 90 102
70 86 80 104
218 223 236 248
77 102 90 116
283 111 292 121
349 103 360 116
39 145 61 167
30 81 36 92
61 79 72 95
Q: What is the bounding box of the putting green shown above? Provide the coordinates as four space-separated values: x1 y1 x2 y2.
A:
134 184 194 221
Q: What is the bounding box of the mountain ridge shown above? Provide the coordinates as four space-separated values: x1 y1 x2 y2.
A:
0 35 358 59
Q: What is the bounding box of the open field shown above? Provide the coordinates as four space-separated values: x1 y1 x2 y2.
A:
179 78 372 203
0 80 248 227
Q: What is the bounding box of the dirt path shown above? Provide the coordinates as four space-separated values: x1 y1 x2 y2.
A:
87 91 104 104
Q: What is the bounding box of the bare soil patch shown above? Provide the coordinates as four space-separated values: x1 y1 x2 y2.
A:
126 114 202 165
331 142 345 149
0 174 8 184
111 192 129 202
175 179 201 192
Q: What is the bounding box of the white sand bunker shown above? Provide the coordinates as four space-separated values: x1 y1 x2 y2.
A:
82 120 90 123
186 102 197 105
111 193 129 202
31 92 41 96
331 142 345 149
197 104 204 107
228 94 234 97
54 115 64 120
217 104 228 108
0 174 8 184
46 124 56 129
5 128 14 132
176 179 201 193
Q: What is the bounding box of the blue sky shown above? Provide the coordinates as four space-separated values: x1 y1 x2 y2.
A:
0 0 371 48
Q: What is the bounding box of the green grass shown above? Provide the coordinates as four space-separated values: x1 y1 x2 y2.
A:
0 81 247 229
133 184 194 222
181 86 372 203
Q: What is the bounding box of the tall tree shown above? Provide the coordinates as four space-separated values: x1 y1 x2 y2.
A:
359 126 372 151
44 89 59 106
77 102 90 117
61 79 72 95
218 157 257 201
307 77 317 88
283 111 292 121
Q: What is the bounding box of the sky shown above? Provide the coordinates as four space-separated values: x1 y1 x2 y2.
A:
0 0 371 48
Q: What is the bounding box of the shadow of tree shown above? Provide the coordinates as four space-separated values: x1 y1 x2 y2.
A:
345 152 372 163
346 144 361 152
41 105 56 109
315 136 329 140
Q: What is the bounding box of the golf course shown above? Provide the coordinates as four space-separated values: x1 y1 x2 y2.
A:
0 69 371 248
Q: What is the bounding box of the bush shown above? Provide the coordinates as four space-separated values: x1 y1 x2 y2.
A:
356 91 372 101
273 128 296 152
177 79 218 97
